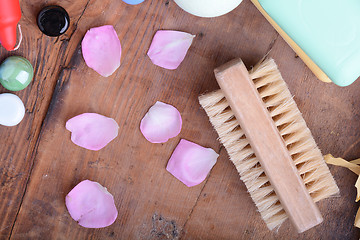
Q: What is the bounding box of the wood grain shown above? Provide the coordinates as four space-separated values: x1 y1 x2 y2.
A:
0 0 358 239
0 0 92 238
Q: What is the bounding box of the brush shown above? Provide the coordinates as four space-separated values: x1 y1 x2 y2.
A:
199 58 339 232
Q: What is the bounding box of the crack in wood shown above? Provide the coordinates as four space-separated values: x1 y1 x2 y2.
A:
264 32 280 57
179 147 224 239
65 0 91 42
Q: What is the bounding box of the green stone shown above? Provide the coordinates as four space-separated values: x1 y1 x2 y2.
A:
0 56 34 91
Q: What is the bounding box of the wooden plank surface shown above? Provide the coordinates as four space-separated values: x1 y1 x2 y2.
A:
0 0 92 238
0 0 359 239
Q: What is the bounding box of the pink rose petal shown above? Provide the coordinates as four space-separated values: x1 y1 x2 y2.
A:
66 113 119 151
82 25 121 77
140 101 182 143
147 30 195 70
166 139 219 187
65 180 118 228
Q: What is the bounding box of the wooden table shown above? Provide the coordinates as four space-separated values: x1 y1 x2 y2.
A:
1 0 359 239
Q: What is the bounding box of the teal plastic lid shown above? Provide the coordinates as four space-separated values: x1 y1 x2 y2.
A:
259 0 360 86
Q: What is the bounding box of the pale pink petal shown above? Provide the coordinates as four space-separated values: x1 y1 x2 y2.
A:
166 139 219 187
147 30 195 70
82 25 121 77
66 113 119 151
65 180 118 228
140 101 182 143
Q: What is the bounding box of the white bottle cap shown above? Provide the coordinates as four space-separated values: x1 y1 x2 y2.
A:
174 0 243 18
0 93 25 127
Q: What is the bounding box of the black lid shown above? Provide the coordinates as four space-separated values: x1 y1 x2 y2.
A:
37 6 70 37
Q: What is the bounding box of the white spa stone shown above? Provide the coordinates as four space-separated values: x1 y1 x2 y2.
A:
174 0 243 18
0 93 25 127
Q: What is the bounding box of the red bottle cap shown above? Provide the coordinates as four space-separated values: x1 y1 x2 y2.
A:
0 0 21 51
0 25 18 51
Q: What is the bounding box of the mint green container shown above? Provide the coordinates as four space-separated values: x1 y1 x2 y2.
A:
257 0 360 87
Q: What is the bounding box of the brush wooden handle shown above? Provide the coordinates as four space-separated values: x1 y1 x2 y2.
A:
214 59 323 233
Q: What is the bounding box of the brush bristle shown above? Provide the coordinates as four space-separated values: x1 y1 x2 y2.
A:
199 58 339 230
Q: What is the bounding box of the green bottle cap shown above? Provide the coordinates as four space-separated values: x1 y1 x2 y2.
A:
0 56 34 91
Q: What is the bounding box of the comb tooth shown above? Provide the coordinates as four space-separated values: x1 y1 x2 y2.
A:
284 131 310 146
298 162 320 176
274 109 299 126
223 139 248 156
293 150 317 164
241 167 264 182
232 147 254 162
220 129 245 146
249 58 278 78
256 75 279 86
256 194 279 213
207 111 233 127
264 95 287 108
216 119 239 137
289 139 315 157
258 84 284 99
235 157 258 174
254 78 281 90
263 210 287 230
254 77 275 88
199 90 225 107
253 185 274 198
211 110 235 127
288 138 314 155
247 177 269 192
205 101 229 117
261 202 284 220
307 177 338 199
279 122 303 136
270 100 295 117
199 58 339 231
307 178 330 196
